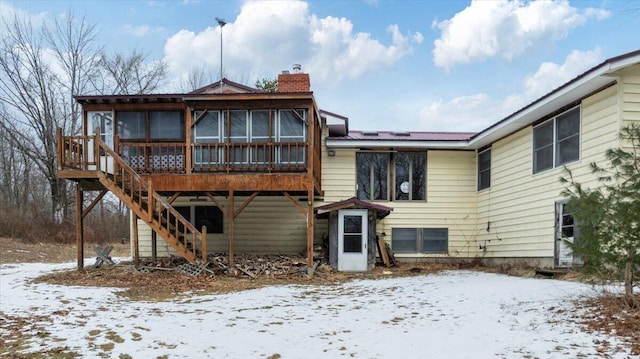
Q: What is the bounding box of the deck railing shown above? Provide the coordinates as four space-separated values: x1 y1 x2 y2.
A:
191 142 307 172
58 131 319 184
119 142 186 173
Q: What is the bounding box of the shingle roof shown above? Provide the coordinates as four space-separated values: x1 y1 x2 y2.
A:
315 197 393 219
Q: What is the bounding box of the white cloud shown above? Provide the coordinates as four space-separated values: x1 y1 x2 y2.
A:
162 0 418 89
0 1 48 35
419 48 604 132
523 48 603 98
122 24 164 37
432 0 610 71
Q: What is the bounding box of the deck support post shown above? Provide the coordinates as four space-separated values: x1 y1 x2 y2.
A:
228 190 235 267
75 183 84 270
306 188 314 267
132 215 140 268
151 231 157 263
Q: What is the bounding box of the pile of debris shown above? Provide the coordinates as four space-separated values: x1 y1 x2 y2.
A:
137 253 326 279
209 253 312 279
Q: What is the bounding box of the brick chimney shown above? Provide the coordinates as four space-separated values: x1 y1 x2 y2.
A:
277 66 310 92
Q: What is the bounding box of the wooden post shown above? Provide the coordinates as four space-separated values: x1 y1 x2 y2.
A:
228 190 235 267
185 108 192 174
151 231 157 263
132 215 140 268
201 225 207 262
75 184 84 270
306 187 314 267
147 178 153 222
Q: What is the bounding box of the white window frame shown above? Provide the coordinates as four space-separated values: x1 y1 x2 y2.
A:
477 148 491 191
533 106 580 174
193 110 223 167
276 109 306 164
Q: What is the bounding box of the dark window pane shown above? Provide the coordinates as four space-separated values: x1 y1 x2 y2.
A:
411 153 426 200
356 153 371 200
478 149 491 190
174 206 191 234
117 111 146 139
556 135 579 165
392 228 417 253
422 228 448 253
150 111 184 139
556 108 580 141
344 215 362 234
343 235 362 253
194 206 223 233
533 121 553 149
533 144 553 173
372 153 388 200
395 153 410 200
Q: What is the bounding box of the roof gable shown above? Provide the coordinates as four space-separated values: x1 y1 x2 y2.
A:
188 78 264 95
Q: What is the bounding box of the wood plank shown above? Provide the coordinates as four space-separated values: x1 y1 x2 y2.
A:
228 190 235 267
133 215 140 268
206 193 228 216
306 188 314 267
283 192 307 216
234 192 259 219
82 190 107 219
76 184 84 270
378 238 390 267
148 173 315 193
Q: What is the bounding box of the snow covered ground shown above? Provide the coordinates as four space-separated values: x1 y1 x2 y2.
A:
0 262 632 358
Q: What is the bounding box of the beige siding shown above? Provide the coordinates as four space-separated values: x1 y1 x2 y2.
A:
320 142 478 258
476 85 620 259
381 150 478 258
136 196 311 258
621 67 640 145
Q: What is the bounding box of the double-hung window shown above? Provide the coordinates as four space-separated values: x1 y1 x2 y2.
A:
278 109 306 164
193 111 222 167
477 148 491 190
250 110 273 164
228 110 248 164
533 106 580 173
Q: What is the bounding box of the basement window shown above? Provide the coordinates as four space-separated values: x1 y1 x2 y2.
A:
392 227 448 254
174 205 223 233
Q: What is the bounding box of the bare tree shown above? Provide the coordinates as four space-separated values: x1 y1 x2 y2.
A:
174 65 216 93
97 49 167 95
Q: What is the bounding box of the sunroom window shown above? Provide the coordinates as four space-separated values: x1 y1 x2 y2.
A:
278 109 306 164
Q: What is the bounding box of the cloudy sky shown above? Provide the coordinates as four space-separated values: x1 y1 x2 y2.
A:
2 0 639 132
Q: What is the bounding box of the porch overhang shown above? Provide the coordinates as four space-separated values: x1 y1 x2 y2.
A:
315 197 393 219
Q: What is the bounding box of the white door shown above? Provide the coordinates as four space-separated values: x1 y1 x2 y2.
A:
555 202 581 267
338 209 368 271
87 111 114 173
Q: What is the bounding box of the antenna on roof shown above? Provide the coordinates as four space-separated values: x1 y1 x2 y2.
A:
215 17 226 93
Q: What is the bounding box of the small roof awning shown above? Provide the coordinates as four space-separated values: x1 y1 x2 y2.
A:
315 197 393 219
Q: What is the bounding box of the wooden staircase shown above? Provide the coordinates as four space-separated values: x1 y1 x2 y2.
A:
93 138 206 263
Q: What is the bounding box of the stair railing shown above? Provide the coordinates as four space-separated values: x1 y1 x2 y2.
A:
93 135 205 262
